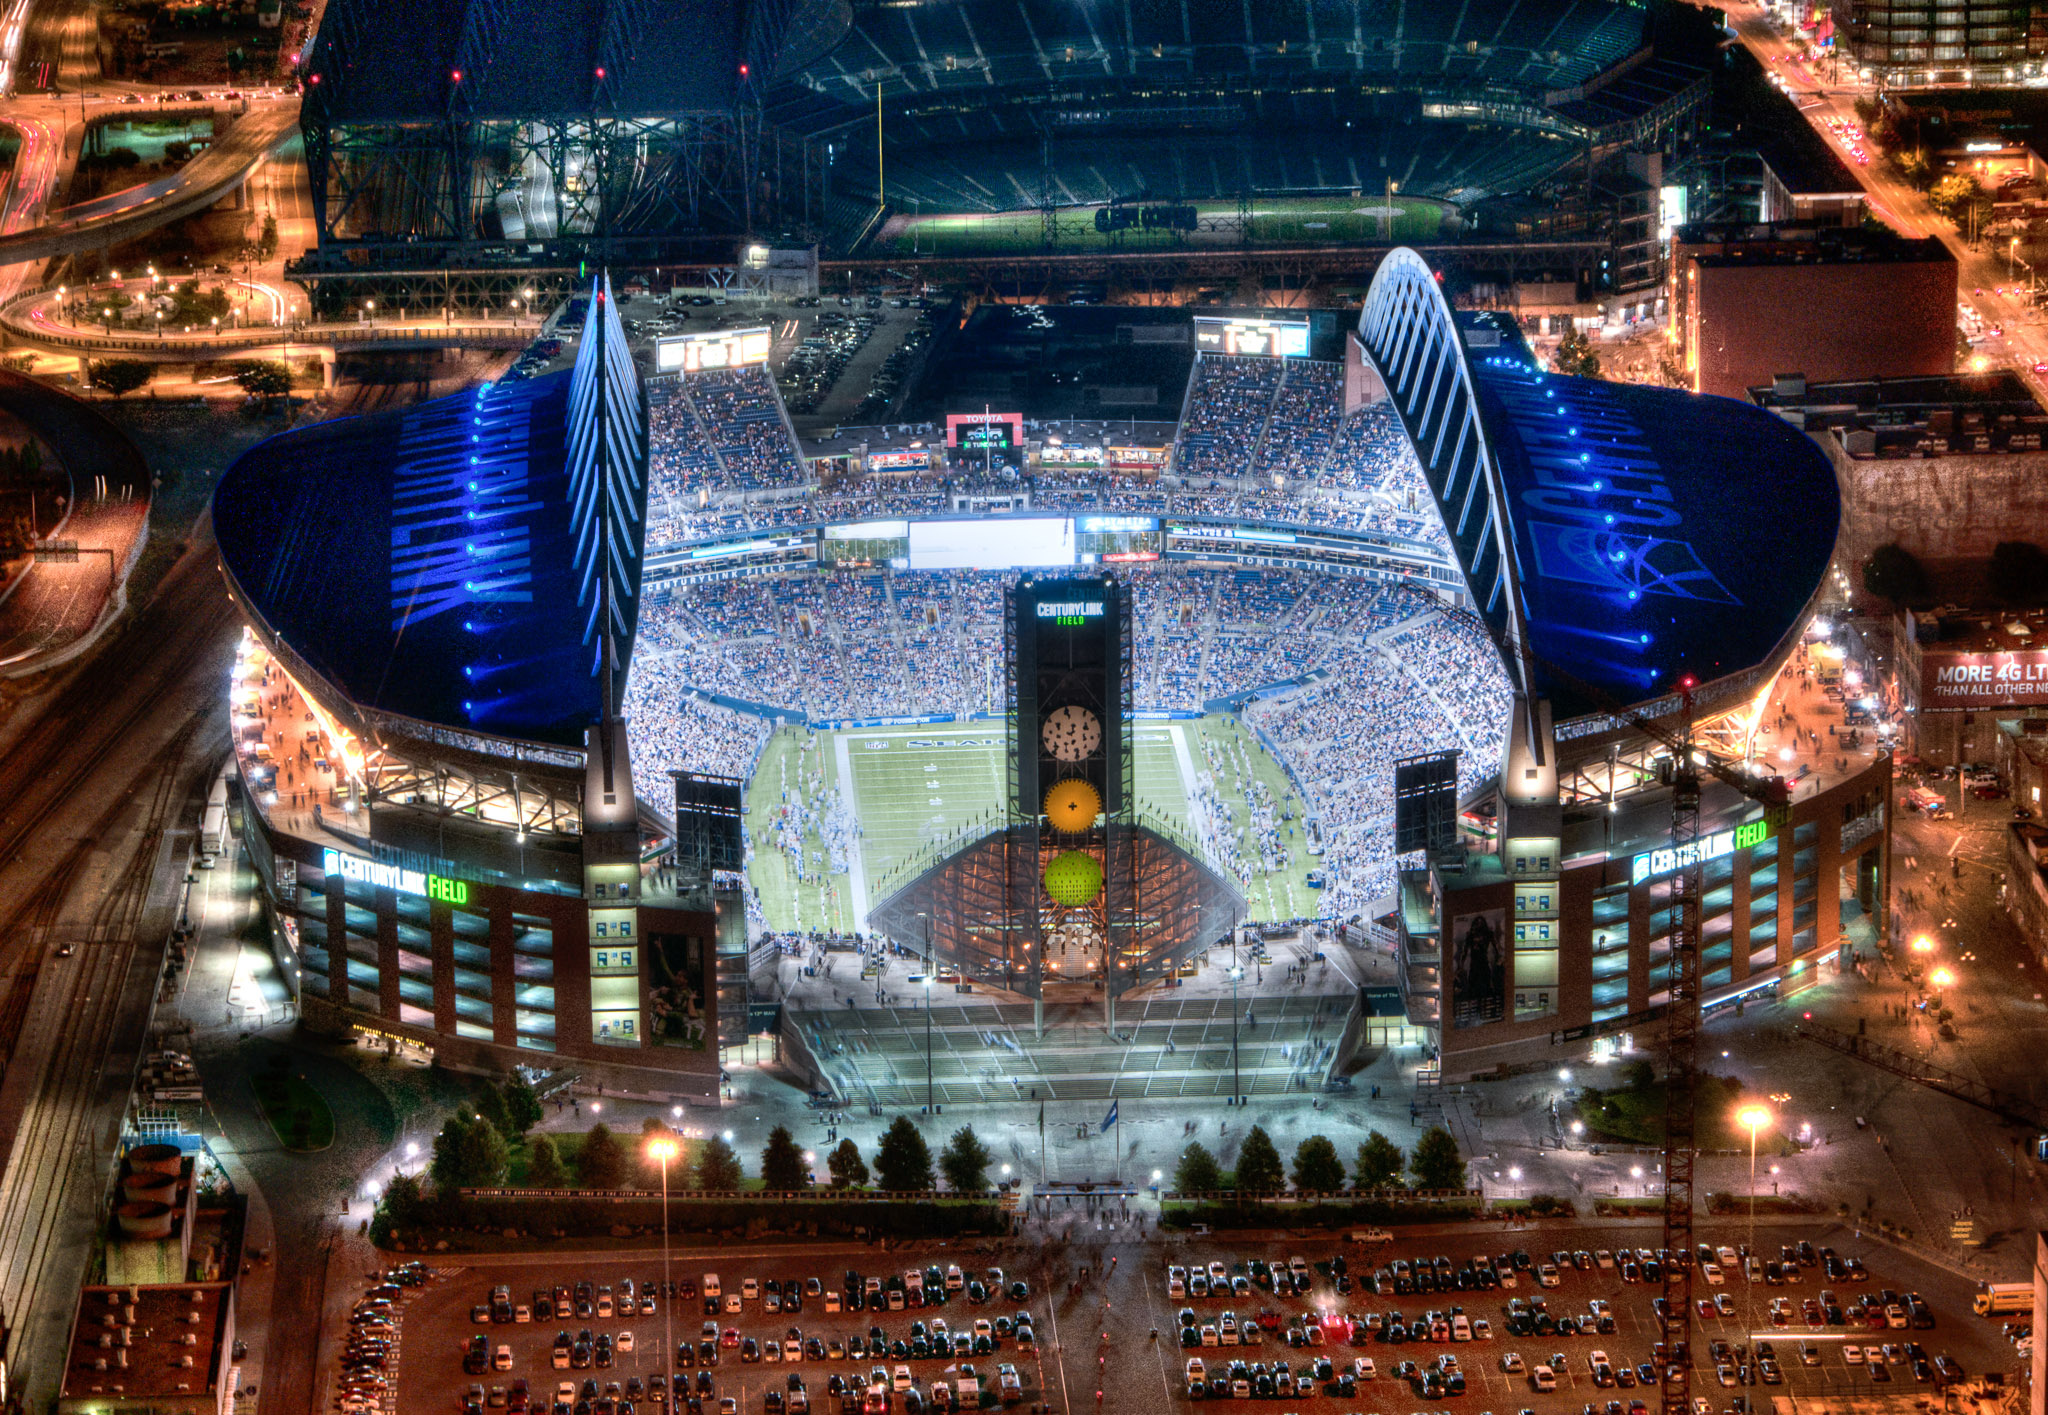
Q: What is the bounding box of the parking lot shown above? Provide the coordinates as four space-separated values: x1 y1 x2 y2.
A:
330 1219 2024 1415
364 1252 1048 1415
1145 1222 2022 1410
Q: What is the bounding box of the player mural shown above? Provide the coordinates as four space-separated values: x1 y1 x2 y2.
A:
1449 907 1507 1030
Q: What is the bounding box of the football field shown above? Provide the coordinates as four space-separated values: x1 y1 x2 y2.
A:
743 716 1319 935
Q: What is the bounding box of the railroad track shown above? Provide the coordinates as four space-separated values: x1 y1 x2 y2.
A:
0 712 202 1392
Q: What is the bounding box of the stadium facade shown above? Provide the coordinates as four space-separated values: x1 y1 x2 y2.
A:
213 246 1875 1093
1357 249 1885 1078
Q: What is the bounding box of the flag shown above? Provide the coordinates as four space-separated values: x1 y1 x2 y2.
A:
1037 1102 1044 1137
1102 1100 1119 1131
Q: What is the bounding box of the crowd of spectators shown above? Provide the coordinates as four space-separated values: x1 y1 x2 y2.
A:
1176 355 1284 478
1253 361 1343 481
627 564 1512 917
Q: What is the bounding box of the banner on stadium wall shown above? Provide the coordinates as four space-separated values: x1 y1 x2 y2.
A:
1448 907 1508 1030
808 712 962 731
1130 709 1205 721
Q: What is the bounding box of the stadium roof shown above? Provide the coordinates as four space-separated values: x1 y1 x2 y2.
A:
302 0 748 123
214 279 646 750
1357 248 1840 725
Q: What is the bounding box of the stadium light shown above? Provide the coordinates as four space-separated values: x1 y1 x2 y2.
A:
647 1136 678 1374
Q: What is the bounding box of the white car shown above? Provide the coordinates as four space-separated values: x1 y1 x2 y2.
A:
1589 1350 1612 1371
1531 1364 1557 1392
742 1278 760 1301
893 1365 913 1392
1845 1345 1865 1365
618 1332 634 1354
1701 1263 1725 1285
557 1384 576 1405
1353 1357 1376 1380
1501 1353 1525 1374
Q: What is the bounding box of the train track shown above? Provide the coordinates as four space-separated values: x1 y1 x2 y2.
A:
0 713 202 1390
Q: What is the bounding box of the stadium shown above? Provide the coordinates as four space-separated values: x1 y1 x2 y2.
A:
294 0 1710 311
208 238 1890 1100
207 0 1888 1099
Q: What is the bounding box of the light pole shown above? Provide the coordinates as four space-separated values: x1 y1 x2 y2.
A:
647 1135 677 1388
1737 1105 1772 1342
1630 1163 1644 1197
1229 962 1244 1105
1507 1165 1521 1199
920 912 934 1113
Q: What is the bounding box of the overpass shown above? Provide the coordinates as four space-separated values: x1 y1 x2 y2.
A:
0 104 296 266
0 286 535 361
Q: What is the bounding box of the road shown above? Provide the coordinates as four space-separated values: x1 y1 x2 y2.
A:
0 100 295 265
1721 4 2048 383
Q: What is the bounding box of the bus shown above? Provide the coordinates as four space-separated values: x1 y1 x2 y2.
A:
1972 1282 2033 1317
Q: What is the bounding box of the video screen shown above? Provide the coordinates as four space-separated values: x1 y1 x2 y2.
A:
654 327 773 373
1193 316 1310 358
908 518 1075 570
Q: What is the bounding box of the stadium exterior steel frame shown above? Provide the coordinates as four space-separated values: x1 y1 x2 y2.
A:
1356 247 1531 698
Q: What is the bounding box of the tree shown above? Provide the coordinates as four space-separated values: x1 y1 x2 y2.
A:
1622 1059 1656 1094
473 1083 512 1139
1551 327 1602 379
1929 173 1989 227
760 1125 809 1191
429 1114 474 1191
1989 541 2048 606
501 1074 543 1136
258 211 279 260
695 1135 744 1191
938 1125 992 1192
526 1133 566 1188
577 1122 628 1189
86 359 152 398
1410 1125 1467 1191
232 360 292 406
1290 1134 1347 1193
1354 1130 1405 1190
873 1116 934 1192
1862 542 1931 608
433 1113 508 1188
1233 1125 1285 1194
827 1138 870 1189
1174 1142 1223 1194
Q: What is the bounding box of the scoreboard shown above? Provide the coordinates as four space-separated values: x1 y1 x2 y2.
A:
1193 315 1310 358
654 326 773 373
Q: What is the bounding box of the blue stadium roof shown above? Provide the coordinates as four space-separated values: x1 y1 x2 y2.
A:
1357 249 1840 724
215 373 608 747
215 279 647 751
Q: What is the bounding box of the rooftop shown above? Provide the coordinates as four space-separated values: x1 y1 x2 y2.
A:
1906 606 2048 656
1750 372 2048 459
1674 221 1953 266
60 1283 232 1407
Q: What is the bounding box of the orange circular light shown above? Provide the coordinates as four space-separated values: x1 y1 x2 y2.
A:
1043 778 1102 834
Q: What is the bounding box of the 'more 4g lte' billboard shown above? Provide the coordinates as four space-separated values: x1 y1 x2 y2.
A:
1921 649 2048 709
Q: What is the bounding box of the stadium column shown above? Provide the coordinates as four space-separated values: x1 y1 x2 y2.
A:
585 717 644 1050
1493 696 1562 1030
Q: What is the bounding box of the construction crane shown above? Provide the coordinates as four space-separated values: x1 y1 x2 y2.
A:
1397 587 1792 1415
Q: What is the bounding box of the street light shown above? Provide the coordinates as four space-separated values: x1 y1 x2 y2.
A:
1910 935 1936 955
1229 964 1244 1105
1630 1163 1644 1196
646 1136 678 1383
1930 966 1956 990
1507 1165 1521 1198
1737 1104 1772 1332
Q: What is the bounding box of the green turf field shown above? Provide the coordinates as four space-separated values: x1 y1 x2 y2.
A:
744 716 1320 934
876 194 1447 259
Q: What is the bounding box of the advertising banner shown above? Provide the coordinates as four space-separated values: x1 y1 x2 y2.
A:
1920 649 2048 709
1449 907 1507 1030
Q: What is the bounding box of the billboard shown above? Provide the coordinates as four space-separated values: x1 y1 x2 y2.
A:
1448 907 1507 1030
1194 315 1310 358
1921 649 2048 709
654 326 773 373
946 411 1025 448
908 518 1074 570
